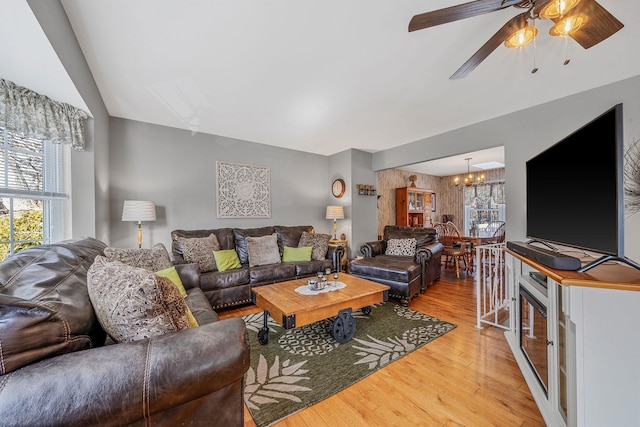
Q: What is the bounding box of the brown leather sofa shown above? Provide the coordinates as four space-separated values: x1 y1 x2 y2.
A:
171 225 344 310
0 237 249 426
349 225 444 306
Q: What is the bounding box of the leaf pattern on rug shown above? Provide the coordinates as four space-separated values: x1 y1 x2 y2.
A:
244 354 312 411
243 311 281 334
351 302 383 319
394 304 438 321
352 334 417 369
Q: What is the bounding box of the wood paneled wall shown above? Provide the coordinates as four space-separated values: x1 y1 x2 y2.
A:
376 168 505 237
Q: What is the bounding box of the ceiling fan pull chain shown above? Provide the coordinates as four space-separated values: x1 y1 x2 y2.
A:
531 19 539 73
564 36 571 65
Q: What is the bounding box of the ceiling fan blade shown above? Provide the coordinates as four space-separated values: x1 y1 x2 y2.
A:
408 0 525 32
450 13 528 79
566 0 624 49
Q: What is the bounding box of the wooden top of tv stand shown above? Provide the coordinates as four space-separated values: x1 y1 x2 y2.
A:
507 249 640 292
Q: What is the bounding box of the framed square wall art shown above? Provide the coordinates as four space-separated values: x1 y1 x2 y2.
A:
216 161 271 218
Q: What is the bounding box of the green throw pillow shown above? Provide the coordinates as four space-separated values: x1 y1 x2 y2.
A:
282 246 313 262
155 266 198 328
213 249 242 271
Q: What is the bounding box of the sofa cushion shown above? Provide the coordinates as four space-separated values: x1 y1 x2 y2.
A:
249 263 297 283
171 228 236 262
385 238 417 256
246 233 281 267
282 246 313 262
199 267 251 292
274 225 314 256
350 255 421 283
298 231 331 261
233 227 275 264
104 243 172 272
185 287 219 325
295 259 333 276
87 256 191 343
0 237 107 375
213 249 242 271
178 234 220 273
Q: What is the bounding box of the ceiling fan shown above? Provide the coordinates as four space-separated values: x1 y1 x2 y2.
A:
409 0 624 79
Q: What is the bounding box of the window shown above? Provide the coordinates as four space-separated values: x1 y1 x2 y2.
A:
0 127 68 261
464 197 506 235
463 183 505 236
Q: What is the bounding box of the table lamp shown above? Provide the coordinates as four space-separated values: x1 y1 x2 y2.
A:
325 205 344 240
122 200 156 248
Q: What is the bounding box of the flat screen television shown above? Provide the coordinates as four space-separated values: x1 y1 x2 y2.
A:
526 103 639 272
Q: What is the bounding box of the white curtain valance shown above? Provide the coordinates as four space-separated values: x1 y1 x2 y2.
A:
464 182 505 206
0 78 88 150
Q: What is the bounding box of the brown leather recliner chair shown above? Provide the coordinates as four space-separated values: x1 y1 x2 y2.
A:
0 237 249 426
349 225 443 306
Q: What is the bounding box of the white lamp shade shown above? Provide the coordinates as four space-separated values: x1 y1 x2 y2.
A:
325 205 344 220
122 200 157 222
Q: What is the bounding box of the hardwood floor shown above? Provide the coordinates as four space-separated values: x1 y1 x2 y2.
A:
218 270 545 426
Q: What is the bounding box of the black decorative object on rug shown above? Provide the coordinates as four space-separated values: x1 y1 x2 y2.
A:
243 302 456 427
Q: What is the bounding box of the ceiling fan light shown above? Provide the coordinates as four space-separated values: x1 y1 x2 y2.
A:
539 0 581 19
504 26 538 48
550 13 588 36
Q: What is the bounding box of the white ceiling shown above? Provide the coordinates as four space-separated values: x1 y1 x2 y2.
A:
401 146 504 176
4 1 640 175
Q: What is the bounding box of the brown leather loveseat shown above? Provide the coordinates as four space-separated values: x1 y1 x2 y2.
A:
349 225 444 306
0 237 249 426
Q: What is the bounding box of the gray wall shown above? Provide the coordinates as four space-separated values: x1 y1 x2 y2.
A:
350 149 378 253
328 150 351 245
373 74 640 263
108 118 334 251
327 149 377 258
28 0 110 242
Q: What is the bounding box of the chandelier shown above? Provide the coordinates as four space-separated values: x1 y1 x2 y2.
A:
454 158 485 187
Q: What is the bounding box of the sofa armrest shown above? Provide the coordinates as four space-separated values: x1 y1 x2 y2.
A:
326 244 344 272
360 240 386 258
415 242 444 263
0 318 249 426
174 262 201 290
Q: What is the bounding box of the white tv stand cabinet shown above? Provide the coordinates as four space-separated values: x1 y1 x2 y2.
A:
505 250 640 427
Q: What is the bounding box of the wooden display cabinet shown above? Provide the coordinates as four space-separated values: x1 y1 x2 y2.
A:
396 187 433 227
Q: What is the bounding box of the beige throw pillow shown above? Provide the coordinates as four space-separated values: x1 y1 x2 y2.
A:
246 233 281 267
178 234 220 272
87 256 191 343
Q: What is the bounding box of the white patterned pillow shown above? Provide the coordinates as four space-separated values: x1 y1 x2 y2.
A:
385 238 417 256
178 234 220 272
104 243 172 272
298 231 331 261
87 256 191 343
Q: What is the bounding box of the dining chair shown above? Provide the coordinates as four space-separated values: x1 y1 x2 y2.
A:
434 222 471 278
488 222 506 244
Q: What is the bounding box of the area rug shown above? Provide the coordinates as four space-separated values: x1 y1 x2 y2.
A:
242 302 456 426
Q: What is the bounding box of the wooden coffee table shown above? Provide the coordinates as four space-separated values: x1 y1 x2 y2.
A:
251 274 389 344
